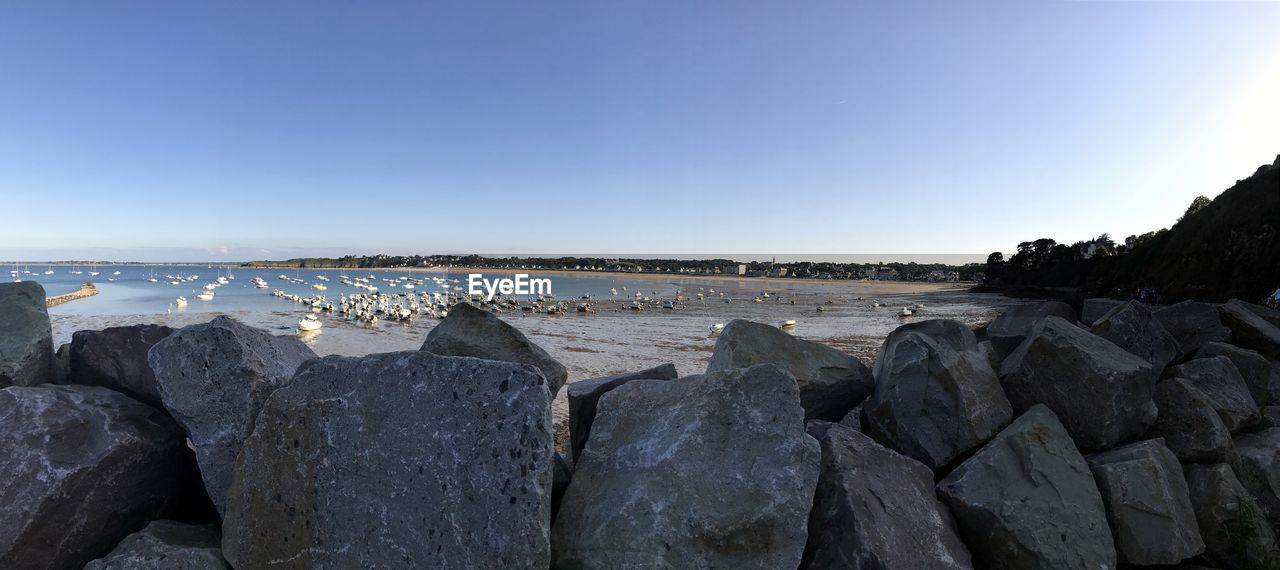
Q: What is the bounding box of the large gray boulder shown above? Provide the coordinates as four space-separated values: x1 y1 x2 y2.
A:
70 324 175 409
0 385 191 570
986 301 1075 356
1164 356 1260 432
1234 427 1280 530
1149 377 1234 463
1220 299 1280 360
802 421 972 569
1152 300 1231 356
1183 463 1278 570
553 364 820 569
1081 298 1125 327
860 319 1012 470
85 521 227 570
998 316 1158 450
0 281 54 387
147 316 317 515
421 301 568 396
1085 439 1204 565
1196 341 1273 407
1090 301 1181 370
1241 298 1280 328
937 405 1115 570
707 319 873 421
222 351 553 569
566 363 677 464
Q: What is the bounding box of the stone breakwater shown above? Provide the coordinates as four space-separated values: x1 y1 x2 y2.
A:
44 281 97 308
2 279 1280 568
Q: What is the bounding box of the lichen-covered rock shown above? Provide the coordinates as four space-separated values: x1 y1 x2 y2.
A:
1149 377 1234 463
1196 341 1273 407
553 364 820 569
1165 356 1260 433
1220 299 1280 360
987 301 1076 356
421 301 568 396
1234 427 1280 531
148 316 317 515
707 319 872 421
222 351 553 569
566 363 677 464
70 324 175 409
937 405 1115 569
998 316 1157 450
0 385 191 570
1081 298 1125 326
1153 300 1231 356
802 421 972 569
860 319 1012 470
1085 439 1204 565
1090 301 1181 370
1183 463 1278 570
0 281 54 387
85 521 227 570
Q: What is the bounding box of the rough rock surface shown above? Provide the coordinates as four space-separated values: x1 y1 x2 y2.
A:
0 281 54 387
860 319 1012 470
802 421 972 569
707 319 873 421
839 404 862 431
553 364 820 569
566 363 678 464
1184 463 1278 570
421 301 568 396
998 316 1158 450
0 385 191 570
1149 377 1234 463
1196 341 1273 407
977 339 1002 372
53 342 70 384
1220 299 1280 360
85 521 227 570
1152 300 1232 356
70 324 175 409
1241 299 1280 329
148 316 317 515
1165 356 1260 433
1090 301 1181 370
1085 439 1204 565
1266 405 1280 428
222 351 553 569
937 405 1115 570
987 300 1075 356
1234 427 1280 530
1081 298 1125 326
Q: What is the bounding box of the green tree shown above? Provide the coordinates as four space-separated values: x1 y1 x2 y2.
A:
1178 195 1211 223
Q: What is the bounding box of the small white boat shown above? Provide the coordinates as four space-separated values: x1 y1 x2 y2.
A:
899 307 914 317
197 291 214 301
312 284 327 291
297 314 323 332
780 319 797 329
710 323 725 334
176 296 188 306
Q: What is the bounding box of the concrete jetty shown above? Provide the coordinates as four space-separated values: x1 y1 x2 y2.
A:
46 283 97 308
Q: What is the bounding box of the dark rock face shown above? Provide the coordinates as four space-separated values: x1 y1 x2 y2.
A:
860 319 1013 470
1152 300 1232 356
70 324 175 409
1183 463 1278 570
551 452 571 526
1196 341 1273 407
1165 356 1260 433
998 316 1158 450
1149 377 1234 463
222 351 553 569
986 301 1075 356
1081 298 1126 327
421 301 568 396
0 385 191 570
84 521 227 570
0 281 54 387
977 339 1002 372
147 316 317 515
552 364 820 569
937 405 1115 570
1220 299 1280 360
802 421 972 569
1266 405 1280 428
1085 439 1204 565
566 363 678 464
53 342 70 384
1234 427 1280 530
1240 298 1280 328
1090 301 1181 370
707 319 873 421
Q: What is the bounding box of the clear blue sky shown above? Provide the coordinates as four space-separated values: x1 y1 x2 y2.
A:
2 1 1278 262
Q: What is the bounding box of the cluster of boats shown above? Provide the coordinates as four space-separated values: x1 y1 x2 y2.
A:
272 288 457 330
